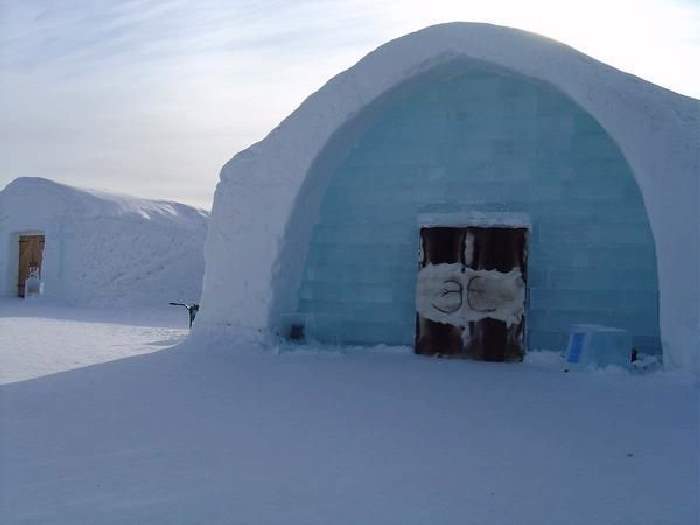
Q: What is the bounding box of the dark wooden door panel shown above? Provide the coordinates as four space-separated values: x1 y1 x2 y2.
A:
17 235 45 297
420 227 466 265
416 226 527 361
416 227 466 355
415 316 464 356
464 227 527 361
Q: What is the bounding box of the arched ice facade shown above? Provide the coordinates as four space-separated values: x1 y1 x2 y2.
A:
197 23 699 371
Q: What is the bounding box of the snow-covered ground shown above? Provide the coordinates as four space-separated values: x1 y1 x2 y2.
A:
0 298 189 384
0 301 697 524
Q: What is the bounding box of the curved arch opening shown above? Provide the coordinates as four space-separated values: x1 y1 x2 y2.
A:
272 57 660 355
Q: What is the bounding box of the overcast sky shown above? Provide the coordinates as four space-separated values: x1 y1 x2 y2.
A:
1 0 698 209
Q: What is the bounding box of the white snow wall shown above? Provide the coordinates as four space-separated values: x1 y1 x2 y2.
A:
0 178 208 306
198 23 699 371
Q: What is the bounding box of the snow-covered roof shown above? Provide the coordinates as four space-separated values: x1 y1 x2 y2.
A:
221 22 698 191
0 177 208 228
201 23 699 372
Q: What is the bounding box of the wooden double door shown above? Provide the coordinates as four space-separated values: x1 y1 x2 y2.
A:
415 226 527 361
17 234 45 297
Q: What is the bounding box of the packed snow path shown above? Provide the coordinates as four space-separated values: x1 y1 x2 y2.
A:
0 299 189 384
0 305 697 524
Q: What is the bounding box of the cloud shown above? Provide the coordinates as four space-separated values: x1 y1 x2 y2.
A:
0 0 698 208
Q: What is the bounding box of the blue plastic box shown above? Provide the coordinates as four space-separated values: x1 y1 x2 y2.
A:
564 324 633 369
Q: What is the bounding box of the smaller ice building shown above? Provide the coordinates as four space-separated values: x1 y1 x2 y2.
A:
197 24 699 371
0 177 208 306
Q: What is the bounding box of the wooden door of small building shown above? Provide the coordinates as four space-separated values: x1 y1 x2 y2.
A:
415 226 527 360
17 234 45 297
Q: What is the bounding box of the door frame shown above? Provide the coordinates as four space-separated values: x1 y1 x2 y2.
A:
13 230 45 298
415 213 531 358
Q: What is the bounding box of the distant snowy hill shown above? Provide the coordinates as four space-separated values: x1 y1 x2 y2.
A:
0 177 208 306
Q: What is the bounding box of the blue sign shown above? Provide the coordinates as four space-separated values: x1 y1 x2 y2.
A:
567 332 586 363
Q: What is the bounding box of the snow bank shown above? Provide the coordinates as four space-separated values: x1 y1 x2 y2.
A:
198 22 699 372
0 177 208 306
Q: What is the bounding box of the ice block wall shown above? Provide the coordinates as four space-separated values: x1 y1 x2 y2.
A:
295 59 660 354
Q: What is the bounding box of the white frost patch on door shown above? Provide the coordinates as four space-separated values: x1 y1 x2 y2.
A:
464 268 525 324
416 263 465 325
416 263 524 327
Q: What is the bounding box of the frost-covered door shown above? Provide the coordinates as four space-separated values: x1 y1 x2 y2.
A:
415 226 527 360
17 234 45 297
415 227 466 355
463 227 527 361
